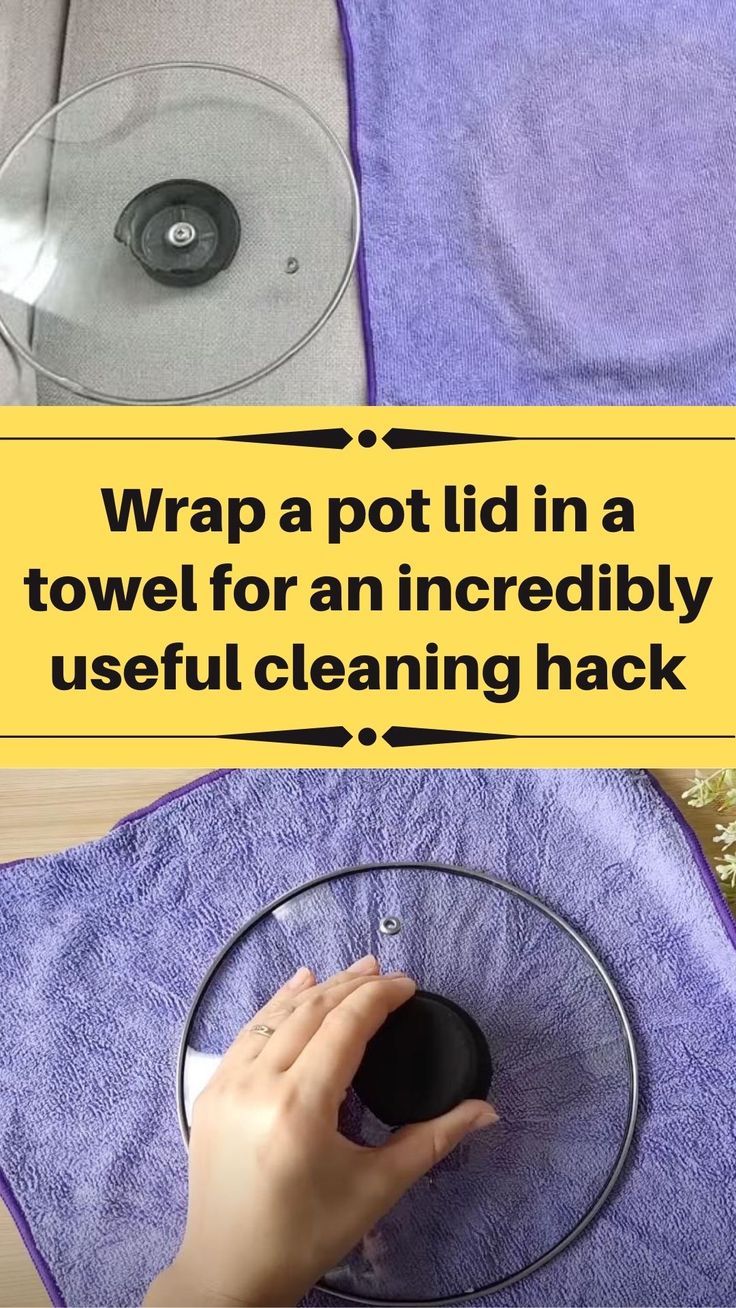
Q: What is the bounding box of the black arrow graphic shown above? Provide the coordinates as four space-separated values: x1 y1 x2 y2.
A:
382 428 733 449
1 428 352 448
383 727 514 746
383 726 732 747
0 726 353 747
221 726 352 746
383 429 512 449
221 429 352 449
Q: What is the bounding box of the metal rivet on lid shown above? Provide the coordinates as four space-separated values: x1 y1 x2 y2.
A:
379 915 402 935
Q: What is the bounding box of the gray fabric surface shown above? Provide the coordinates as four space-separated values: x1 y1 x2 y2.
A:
0 0 68 403
32 0 366 405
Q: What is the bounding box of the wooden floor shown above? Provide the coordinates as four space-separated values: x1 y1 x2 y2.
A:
0 768 731 1306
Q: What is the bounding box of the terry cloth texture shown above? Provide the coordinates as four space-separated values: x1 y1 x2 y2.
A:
1 769 735 1307
0 0 68 404
339 0 736 404
0 0 366 406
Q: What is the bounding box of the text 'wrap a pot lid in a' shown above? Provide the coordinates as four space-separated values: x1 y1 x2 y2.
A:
0 63 359 404
178 864 638 1305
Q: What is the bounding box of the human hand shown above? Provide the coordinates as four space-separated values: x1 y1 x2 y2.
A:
146 956 498 1307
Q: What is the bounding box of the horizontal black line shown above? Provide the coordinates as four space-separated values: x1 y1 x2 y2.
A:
381 724 733 747
2 732 730 741
0 731 352 741
0 726 353 747
0 429 351 448
515 437 733 442
0 437 218 442
383 427 733 450
2 433 732 443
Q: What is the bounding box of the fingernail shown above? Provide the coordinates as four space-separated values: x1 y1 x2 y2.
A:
348 954 379 974
286 966 313 990
472 1103 500 1130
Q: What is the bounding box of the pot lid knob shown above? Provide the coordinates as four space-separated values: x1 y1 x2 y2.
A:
114 179 241 287
353 990 493 1127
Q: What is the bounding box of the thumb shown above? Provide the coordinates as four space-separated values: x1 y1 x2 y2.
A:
375 1099 499 1199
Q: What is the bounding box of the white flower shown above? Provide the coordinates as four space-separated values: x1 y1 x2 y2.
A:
716 852 736 890
714 820 736 850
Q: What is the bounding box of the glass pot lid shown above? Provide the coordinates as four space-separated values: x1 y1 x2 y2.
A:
0 62 359 404
178 864 638 1305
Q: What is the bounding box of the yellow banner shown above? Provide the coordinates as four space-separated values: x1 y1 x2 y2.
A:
0 405 733 766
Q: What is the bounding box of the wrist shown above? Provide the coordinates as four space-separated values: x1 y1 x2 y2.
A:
145 1246 302 1308
144 1256 244 1307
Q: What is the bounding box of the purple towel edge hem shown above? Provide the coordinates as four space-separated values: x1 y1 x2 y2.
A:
333 0 378 405
0 771 238 1306
1 766 733 1307
112 768 236 829
0 1164 64 1308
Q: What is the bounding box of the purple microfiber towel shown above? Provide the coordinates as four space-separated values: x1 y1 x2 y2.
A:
337 0 736 404
0 769 735 1307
